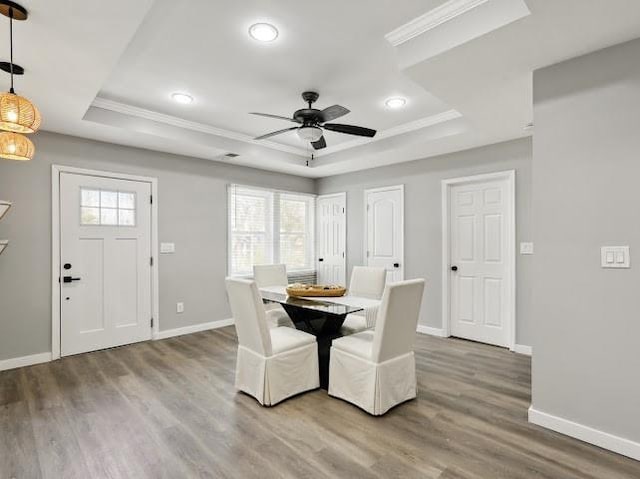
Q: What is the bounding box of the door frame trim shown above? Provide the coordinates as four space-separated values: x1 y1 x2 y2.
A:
441 170 516 350
363 184 405 280
51 165 159 360
316 192 347 284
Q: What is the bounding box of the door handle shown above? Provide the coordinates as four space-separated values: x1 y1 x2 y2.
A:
451 266 458 272
318 258 324 262
393 263 400 268
63 276 81 283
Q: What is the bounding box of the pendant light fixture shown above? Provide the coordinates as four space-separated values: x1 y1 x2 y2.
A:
0 130 33 160
0 1 39 161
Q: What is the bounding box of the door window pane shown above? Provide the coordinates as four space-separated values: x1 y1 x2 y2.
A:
80 188 137 226
100 190 118 208
100 208 118 225
119 192 135 209
81 207 100 225
81 189 100 207
118 209 135 226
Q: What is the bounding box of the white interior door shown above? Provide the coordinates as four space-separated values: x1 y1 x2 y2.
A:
316 193 346 285
60 172 152 356
448 176 513 348
365 185 404 282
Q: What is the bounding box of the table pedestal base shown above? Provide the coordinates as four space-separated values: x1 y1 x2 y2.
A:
281 305 346 390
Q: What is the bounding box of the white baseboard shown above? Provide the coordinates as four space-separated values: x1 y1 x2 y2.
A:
154 318 235 340
528 407 640 461
0 352 52 372
514 344 532 356
416 325 448 337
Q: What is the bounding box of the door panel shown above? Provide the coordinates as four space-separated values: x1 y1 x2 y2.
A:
449 178 511 347
76 238 105 333
366 186 404 283
60 172 152 356
316 194 346 285
372 201 394 256
113 238 139 328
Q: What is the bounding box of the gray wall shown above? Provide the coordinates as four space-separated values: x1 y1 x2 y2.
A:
317 138 533 345
532 38 640 442
0 131 314 361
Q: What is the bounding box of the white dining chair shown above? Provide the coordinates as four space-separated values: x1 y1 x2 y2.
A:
329 278 425 415
226 277 319 406
341 266 386 334
253 264 294 328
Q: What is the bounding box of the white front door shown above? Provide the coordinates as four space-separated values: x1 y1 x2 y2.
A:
60 172 152 356
316 193 346 285
448 176 512 348
365 185 404 282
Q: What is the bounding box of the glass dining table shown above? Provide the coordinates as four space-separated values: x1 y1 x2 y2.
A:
260 288 364 389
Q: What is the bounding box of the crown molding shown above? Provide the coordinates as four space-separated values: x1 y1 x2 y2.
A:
385 0 489 46
90 98 309 157
316 109 462 157
91 98 461 160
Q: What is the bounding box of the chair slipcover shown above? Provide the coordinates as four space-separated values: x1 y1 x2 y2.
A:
253 264 288 288
226 278 319 406
340 314 368 335
341 266 387 334
329 279 425 415
253 264 294 328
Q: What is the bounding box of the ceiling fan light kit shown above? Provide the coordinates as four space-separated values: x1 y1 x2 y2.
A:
297 126 323 142
252 91 377 151
0 0 40 161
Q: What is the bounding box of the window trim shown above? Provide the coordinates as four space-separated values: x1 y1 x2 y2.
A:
227 184 316 276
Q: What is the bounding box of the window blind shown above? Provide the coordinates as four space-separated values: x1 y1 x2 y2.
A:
228 185 315 276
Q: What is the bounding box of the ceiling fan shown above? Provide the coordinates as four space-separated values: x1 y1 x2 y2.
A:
251 91 376 150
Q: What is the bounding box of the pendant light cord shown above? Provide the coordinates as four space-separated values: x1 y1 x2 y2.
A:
8 6 14 93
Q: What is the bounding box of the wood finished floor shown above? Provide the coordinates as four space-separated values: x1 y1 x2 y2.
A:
1 328 639 479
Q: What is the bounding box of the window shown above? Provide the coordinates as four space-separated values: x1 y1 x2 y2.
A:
228 185 315 276
80 188 136 226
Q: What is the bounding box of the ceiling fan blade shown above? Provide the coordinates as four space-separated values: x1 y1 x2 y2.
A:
323 123 376 138
311 136 327 150
319 105 350 123
254 126 299 140
250 112 300 123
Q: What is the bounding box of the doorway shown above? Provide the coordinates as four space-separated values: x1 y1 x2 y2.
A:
52 166 158 358
442 171 515 349
364 185 404 283
316 192 346 285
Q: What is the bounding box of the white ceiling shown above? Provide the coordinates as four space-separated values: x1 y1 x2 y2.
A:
6 0 640 178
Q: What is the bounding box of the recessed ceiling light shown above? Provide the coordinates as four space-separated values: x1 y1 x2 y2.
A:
385 97 407 109
171 92 193 104
249 23 279 42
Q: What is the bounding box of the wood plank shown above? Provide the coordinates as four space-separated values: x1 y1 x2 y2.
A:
1 329 639 478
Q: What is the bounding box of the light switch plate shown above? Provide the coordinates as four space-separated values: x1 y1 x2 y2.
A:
601 246 630 268
160 242 175 254
176 302 184 313
520 242 534 255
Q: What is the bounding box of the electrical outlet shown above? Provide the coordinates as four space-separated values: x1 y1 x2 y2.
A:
176 302 184 313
